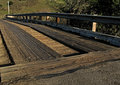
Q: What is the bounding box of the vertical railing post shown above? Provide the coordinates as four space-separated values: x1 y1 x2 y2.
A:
22 16 25 21
33 16 35 20
67 19 70 25
20 16 23 21
29 16 31 22
25 16 28 22
36 16 39 20
38 16 42 21
56 17 60 23
46 16 49 21
17 16 19 20
31 16 33 20
16 16 18 20
92 22 97 32
14 16 16 20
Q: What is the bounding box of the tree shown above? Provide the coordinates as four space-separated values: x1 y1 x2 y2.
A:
50 0 89 14
9 1 13 6
88 0 120 16
0 4 2 8
112 0 120 16
87 0 120 36
49 0 120 36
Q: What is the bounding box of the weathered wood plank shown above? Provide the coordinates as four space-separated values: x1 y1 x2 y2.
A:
0 32 11 66
12 21 116 52
6 21 79 56
1 48 120 83
0 22 25 64
0 20 62 64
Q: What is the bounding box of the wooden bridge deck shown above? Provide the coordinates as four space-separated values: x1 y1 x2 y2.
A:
0 20 64 64
10 20 116 51
0 19 117 64
7 21 79 57
0 19 119 85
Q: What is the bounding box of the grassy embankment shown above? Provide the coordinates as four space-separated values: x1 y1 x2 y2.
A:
0 0 58 18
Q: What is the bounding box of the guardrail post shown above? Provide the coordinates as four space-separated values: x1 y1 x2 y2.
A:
18 16 19 20
25 16 28 22
38 16 42 20
92 22 97 32
56 17 60 23
46 16 50 21
33 16 36 20
16 16 18 20
29 16 31 20
32 16 34 20
22 16 24 21
67 19 70 25
20 16 22 21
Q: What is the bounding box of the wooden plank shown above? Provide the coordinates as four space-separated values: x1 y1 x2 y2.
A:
13 21 116 52
1 48 120 83
0 32 11 66
0 20 62 64
0 22 25 64
6 21 79 56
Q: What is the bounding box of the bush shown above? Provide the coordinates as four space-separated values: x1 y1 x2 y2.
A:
0 4 2 8
9 1 13 6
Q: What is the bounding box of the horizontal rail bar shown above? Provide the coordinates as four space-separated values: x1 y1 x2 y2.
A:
7 13 120 25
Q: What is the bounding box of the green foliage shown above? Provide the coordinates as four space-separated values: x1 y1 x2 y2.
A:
9 1 13 6
0 4 2 11
86 0 120 36
88 0 120 16
51 0 120 16
49 0 89 13
51 0 120 36
0 4 2 8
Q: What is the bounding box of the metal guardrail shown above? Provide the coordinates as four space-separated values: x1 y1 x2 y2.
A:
7 13 120 24
6 13 120 32
5 13 120 47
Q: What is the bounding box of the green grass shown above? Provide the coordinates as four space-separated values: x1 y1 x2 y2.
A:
0 0 57 18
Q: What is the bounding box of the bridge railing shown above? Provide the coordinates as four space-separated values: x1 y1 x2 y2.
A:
5 13 120 47
6 13 120 32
